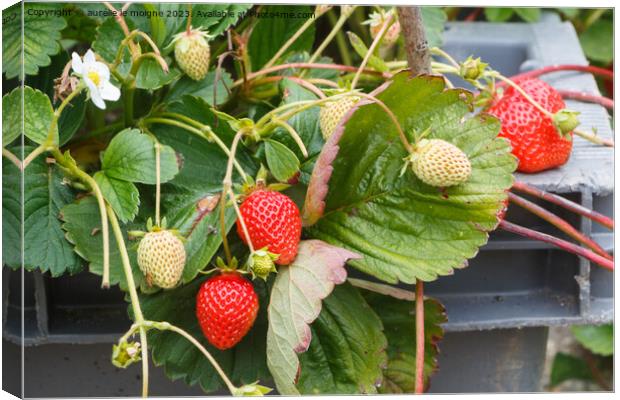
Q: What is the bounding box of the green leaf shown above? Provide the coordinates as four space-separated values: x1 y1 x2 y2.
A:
484 7 515 22
514 8 541 22
558 8 580 19
347 32 389 73
2 3 67 79
248 5 316 69
61 196 145 289
165 71 233 106
163 188 236 283
135 59 181 90
580 20 613 64
271 79 324 182
25 51 87 146
61 6 99 43
2 148 82 275
138 275 271 393
94 171 140 224
362 290 447 393
571 324 613 356
101 128 180 184
152 3 187 46
265 139 300 182
153 96 257 192
3 87 58 145
550 352 593 387
93 16 134 63
2 88 21 147
266 240 359 395
421 7 447 48
141 3 167 47
191 4 251 37
305 73 516 284
2 152 22 267
296 283 387 394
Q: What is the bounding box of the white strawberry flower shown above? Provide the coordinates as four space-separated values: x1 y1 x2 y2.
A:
71 49 120 110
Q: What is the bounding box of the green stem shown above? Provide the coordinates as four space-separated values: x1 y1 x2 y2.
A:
106 204 143 319
219 193 233 264
306 6 356 66
107 205 149 396
415 281 425 394
2 148 22 169
220 131 246 261
50 147 110 288
156 322 237 394
131 52 169 76
263 13 318 70
123 81 135 127
228 187 254 253
21 144 49 170
155 141 161 226
142 117 247 180
573 129 614 147
271 119 308 158
327 10 353 66
491 72 553 118
430 47 460 69
186 3 193 33
139 327 149 397
351 12 393 89
583 8 606 31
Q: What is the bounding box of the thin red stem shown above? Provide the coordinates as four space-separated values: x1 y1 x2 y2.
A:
253 76 326 99
508 192 612 260
232 62 390 87
414 280 425 394
557 90 614 110
512 181 614 230
501 64 613 86
464 8 482 22
499 220 614 271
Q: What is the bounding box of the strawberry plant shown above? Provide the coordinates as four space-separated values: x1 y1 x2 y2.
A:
2 2 614 396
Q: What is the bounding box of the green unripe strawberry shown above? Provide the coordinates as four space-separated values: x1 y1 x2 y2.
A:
364 10 401 47
408 138 472 187
173 28 210 81
137 229 186 289
247 248 278 280
319 96 360 140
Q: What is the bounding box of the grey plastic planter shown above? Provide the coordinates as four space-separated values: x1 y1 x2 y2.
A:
2 12 613 396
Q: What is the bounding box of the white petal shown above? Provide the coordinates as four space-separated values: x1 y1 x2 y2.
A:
84 49 97 64
84 76 98 94
71 52 83 75
90 89 106 110
92 61 110 82
100 81 121 101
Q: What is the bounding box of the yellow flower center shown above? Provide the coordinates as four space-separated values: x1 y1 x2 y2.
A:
87 70 101 87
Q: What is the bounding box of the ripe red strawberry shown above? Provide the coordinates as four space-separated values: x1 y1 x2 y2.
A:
237 190 302 265
196 272 259 350
487 78 573 173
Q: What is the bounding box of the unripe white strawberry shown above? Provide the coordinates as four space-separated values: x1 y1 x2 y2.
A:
319 95 360 140
365 11 401 47
173 28 211 81
137 229 186 289
409 139 472 187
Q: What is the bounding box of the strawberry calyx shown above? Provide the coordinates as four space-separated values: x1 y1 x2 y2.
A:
112 340 141 369
459 56 488 81
552 109 580 139
246 247 279 281
214 256 245 274
236 166 291 200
